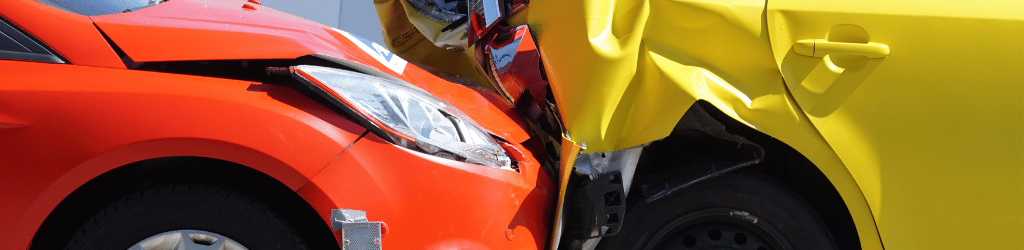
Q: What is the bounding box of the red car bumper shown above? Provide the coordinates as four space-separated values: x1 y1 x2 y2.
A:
299 134 555 249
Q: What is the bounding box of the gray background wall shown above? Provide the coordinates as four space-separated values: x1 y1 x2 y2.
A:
259 0 386 45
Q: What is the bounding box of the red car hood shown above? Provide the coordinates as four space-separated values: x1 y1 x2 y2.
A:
91 0 530 143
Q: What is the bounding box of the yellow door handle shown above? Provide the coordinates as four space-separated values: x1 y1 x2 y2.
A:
794 39 890 58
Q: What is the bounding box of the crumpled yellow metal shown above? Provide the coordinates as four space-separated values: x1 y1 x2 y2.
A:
374 0 491 85
525 0 881 249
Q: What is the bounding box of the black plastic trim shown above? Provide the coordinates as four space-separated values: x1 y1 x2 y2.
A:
0 16 65 64
566 171 627 239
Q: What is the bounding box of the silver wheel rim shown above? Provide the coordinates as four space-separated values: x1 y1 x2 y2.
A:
128 229 248 250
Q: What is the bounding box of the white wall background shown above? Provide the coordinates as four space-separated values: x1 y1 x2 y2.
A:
258 0 386 45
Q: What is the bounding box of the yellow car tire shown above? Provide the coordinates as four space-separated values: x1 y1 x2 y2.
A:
596 172 837 250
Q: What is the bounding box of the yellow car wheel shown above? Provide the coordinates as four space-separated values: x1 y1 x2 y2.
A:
597 172 837 250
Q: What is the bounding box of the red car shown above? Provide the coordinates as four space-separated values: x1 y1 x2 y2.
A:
0 0 555 249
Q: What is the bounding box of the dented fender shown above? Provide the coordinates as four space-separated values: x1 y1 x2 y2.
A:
527 0 882 249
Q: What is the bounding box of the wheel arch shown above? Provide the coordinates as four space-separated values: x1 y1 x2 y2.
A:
27 140 342 250
630 100 879 250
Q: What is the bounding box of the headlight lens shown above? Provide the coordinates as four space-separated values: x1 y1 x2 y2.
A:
292 65 513 170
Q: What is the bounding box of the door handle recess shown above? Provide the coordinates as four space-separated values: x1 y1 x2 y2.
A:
794 39 889 58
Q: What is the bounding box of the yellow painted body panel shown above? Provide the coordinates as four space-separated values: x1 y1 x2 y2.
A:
526 0 888 248
378 0 1023 248
768 1 1024 249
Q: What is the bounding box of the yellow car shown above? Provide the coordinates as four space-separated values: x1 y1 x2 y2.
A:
377 0 1023 249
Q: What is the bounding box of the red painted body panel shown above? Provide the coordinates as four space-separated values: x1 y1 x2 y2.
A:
1 0 552 249
90 0 334 63
0 0 125 68
299 134 555 250
90 0 530 143
0 60 365 249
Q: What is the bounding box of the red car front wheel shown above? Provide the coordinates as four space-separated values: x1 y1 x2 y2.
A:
64 184 309 250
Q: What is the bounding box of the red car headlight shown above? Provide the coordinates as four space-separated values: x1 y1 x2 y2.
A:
292 65 513 170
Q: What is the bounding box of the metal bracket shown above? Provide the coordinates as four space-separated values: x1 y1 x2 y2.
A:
331 209 382 250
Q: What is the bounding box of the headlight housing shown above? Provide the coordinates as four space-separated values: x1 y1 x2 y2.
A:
291 65 513 170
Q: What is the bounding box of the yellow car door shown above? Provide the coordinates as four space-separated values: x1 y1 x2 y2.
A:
767 1 1024 249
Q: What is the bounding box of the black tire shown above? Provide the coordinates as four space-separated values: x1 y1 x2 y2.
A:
596 172 837 250
64 184 309 250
